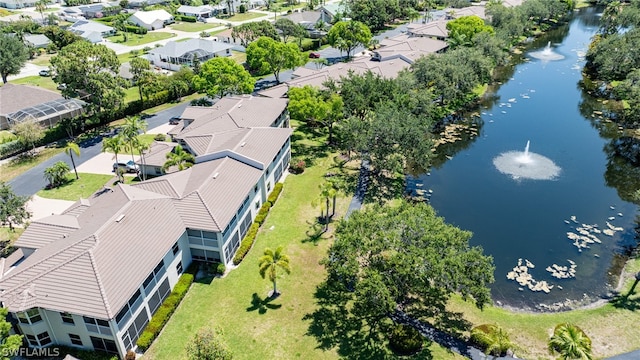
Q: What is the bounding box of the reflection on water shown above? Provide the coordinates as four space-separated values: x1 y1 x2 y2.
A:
411 7 639 311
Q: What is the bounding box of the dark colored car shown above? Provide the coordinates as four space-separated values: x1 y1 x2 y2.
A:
308 52 321 59
169 117 181 125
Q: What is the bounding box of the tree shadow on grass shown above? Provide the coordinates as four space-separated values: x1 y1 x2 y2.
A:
246 293 282 315
610 292 640 311
302 222 329 245
303 282 434 360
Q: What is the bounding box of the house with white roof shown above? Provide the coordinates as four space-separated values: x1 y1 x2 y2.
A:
148 38 234 71
0 95 292 358
176 5 215 20
129 9 174 31
0 0 36 9
69 20 115 42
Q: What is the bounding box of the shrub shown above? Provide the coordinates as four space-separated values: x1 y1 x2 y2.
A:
254 201 271 225
289 158 306 174
190 97 213 106
154 133 167 141
176 15 197 22
0 140 24 160
267 182 283 204
232 223 259 265
55 345 118 360
388 324 423 356
470 324 514 356
136 263 198 351
216 262 226 275
239 3 246 13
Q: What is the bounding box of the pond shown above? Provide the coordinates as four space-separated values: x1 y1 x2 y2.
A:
411 7 639 311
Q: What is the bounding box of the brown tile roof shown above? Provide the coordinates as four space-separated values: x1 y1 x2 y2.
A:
14 221 79 250
203 127 292 167
141 141 179 167
257 83 289 98
406 20 449 38
0 84 63 115
451 6 485 19
134 157 263 231
0 185 185 320
373 36 448 62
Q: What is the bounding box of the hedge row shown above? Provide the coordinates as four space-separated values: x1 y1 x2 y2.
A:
231 184 285 265
136 263 199 351
0 140 25 159
267 182 283 204
175 15 197 22
232 223 259 265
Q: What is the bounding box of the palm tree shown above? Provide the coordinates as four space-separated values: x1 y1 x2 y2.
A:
258 246 291 297
163 145 195 172
121 116 147 165
548 323 593 360
35 0 47 21
470 324 515 356
137 142 150 181
102 135 125 182
64 141 81 180
312 181 337 232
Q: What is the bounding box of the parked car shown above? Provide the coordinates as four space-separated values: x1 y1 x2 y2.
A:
308 52 321 59
39 69 50 76
113 160 138 173
169 117 181 125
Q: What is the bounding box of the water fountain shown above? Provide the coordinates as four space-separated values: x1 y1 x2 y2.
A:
493 141 561 180
529 41 565 61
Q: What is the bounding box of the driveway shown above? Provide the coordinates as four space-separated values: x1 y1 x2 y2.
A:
75 152 139 176
8 63 49 81
8 102 189 197
26 195 74 221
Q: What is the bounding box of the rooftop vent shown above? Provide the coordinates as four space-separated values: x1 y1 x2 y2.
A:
115 214 125 223
213 172 219 179
240 142 246 147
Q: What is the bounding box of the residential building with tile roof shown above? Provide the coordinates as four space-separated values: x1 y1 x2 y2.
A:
0 95 292 358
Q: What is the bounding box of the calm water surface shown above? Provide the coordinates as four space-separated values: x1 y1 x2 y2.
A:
413 8 639 310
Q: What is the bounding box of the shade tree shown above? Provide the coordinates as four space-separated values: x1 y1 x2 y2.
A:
246 36 304 83
326 20 372 59
0 182 30 232
0 33 29 84
231 21 279 48
287 85 343 144
193 57 255 98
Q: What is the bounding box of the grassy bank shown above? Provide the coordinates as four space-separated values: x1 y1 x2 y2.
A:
448 256 640 359
0 148 64 183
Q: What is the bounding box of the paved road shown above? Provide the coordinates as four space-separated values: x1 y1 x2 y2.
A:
8 103 188 197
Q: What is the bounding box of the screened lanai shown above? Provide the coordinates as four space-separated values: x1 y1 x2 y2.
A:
3 98 85 129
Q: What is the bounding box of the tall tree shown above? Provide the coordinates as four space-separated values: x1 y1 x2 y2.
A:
311 181 337 232
163 144 195 172
231 21 279 48
40 26 82 49
246 36 304 83
35 0 48 21
193 57 255 98
129 57 151 102
274 18 306 43
548 323 593 360
102 135 125 182
327 20 372 59
64 141 81 180
12 120 44 155
0 33 29 84
309 201 494 353
0 182 30 232
0 308 23 356
258 246 291 297
121 116 147 165
347 0 400 31
446 15 495 43
287 85 343 143
50 41 126 117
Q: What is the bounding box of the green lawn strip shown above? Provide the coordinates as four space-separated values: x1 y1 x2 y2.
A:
230 50 246 64
37 173 114 201
124 86 140 103
9 75 59 92
207 27 228 36
0 8 17 16
103 134 156 156
170 22 222 32
0 227 24 244
108 32 176 46
0 148 64 183
447 257 640 359
143 93 202 115
0 130 16 144
30 54 54 67
226 12 266 22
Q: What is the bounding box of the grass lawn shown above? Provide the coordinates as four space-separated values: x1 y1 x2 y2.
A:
118 52 144 64
124 86 140 103
226 12 266 22
9 75 59 92
0 130 16 144
0 227 24 244
0 148 64 183
30 54 54 67
170 22 223 32
230 50 246 64
0 8 17 16
108 32 176 46
37 173 114 201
